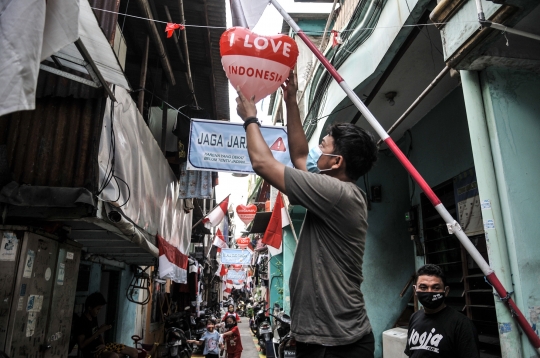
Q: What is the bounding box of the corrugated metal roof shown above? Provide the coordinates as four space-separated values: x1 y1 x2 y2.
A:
119 0 229 120
0 96 106 188
89 0 121 43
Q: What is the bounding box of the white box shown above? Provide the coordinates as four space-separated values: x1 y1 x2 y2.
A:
382 327 408 358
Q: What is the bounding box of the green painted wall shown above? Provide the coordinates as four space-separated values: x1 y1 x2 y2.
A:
480 67 540 357
269 254 284 309
407 87 475 203
362 87 474 357
359 141 415 357
115 268 138 345
282 207 304 314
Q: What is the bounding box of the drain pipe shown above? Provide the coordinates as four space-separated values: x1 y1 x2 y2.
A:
377 65 451 145
461 70 523 355
475 0 540 42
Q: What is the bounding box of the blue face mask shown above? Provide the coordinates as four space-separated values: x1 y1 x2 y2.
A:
306 146 340 174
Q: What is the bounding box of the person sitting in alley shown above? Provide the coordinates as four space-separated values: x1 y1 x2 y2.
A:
187 318 220 358
405 264 479 357
236 71 378 357
75 292 138 358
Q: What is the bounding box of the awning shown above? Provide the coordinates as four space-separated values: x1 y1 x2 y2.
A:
249 212 273 234
0 0 130 118
41 0 131 94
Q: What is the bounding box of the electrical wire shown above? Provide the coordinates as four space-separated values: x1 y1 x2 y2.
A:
96 86 131 208
89 6 476 34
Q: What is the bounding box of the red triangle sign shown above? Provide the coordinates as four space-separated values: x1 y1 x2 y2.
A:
270 137 286 152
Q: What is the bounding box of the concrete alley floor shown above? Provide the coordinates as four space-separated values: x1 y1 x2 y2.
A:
191 319 263 358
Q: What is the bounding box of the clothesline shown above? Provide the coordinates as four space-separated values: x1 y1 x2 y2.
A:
90 7 480 35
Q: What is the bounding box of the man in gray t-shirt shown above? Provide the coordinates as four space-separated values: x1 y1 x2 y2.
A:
236 71 378 357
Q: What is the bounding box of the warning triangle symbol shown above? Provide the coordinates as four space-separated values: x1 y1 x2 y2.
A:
270 137 286 152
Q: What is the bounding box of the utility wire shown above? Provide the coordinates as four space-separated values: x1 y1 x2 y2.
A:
90 6 477 34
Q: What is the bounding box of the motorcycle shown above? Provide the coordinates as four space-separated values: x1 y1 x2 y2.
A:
249 300 267 335
278 332 296 358
236 300 246 317
258 318 274 357
160 327 192 358
269 311 295 358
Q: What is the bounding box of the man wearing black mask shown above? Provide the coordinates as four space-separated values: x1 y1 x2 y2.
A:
405 264 480 357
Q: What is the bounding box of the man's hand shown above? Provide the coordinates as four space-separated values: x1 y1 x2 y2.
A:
281 70 298 104
236 87 257 121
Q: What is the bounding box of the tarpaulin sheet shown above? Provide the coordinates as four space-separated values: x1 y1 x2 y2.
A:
187 118 293 174
98 87 192 255
0 0 79 117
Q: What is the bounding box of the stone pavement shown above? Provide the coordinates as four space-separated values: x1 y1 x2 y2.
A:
191 319 263 358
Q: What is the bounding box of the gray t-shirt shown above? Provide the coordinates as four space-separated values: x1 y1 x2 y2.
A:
284 166 371 346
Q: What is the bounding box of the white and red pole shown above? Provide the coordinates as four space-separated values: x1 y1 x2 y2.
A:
269 0 540 352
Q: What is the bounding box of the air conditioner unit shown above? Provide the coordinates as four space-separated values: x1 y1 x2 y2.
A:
382 327 408 358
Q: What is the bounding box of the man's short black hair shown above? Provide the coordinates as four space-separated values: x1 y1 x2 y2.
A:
85 292 107 309
327 123 378 181
416 264 447 287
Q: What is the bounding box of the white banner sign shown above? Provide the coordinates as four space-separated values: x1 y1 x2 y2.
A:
187 118 293 174
227 270 247 281
221 249 252 265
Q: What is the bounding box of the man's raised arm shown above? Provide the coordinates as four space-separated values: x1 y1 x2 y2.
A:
282 71 308 171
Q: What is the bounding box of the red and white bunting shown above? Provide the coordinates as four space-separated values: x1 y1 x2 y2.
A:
215 263 228 277
213 228 228 252
262 192 290 256
203 195 230 227
157 235 189 283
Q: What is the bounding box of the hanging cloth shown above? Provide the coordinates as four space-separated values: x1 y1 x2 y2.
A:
179 162 213 199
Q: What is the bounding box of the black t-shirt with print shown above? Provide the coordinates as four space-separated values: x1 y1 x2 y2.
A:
75 315 102 357
405 306 479 358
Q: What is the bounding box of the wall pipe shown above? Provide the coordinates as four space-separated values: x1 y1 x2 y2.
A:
269 0 540 352
178 0 199 107
376 65 451 146
134 0 176 86
461 70 523 355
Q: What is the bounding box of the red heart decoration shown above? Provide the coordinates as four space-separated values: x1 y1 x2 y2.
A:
236 237 251 249
230 264 243 271
220 27 299 103
236 204 257 225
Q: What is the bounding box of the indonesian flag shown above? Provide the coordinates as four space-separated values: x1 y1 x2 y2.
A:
202 195 230 227
157 235 189 283
262 192 290 256
215 263 228 277
230 0 268 29
213 228 228 252
224 279 233 294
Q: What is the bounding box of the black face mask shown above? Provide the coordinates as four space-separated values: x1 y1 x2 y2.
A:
225 324 235 329
416 291 446 309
